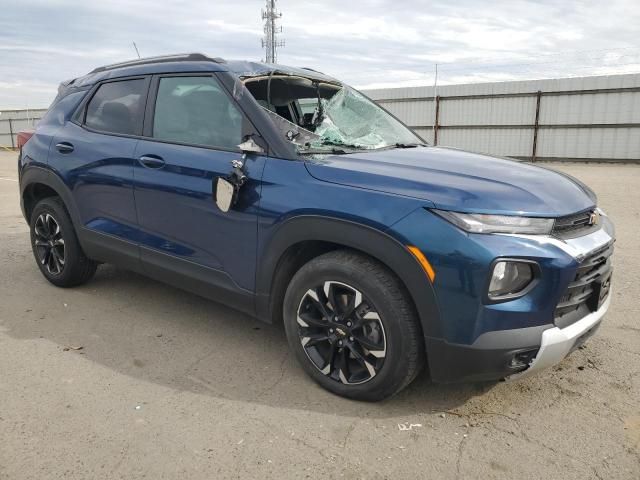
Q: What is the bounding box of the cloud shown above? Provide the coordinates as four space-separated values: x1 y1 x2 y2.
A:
206 19 262 36
0 0 639 108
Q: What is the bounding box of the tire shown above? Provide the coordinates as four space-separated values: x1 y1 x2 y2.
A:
283 250 425 401
29 197 97 287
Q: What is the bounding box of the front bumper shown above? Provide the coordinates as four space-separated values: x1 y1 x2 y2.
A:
411 212 615 383
508 288 611 380
426 287 611 383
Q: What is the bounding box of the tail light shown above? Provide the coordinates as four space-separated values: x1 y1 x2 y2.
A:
17 129 35 149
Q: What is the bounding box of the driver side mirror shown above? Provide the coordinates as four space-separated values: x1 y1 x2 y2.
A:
214 137 262 213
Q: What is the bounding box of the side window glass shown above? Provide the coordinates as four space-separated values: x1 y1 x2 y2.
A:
84 79 147 135
152 76 242 149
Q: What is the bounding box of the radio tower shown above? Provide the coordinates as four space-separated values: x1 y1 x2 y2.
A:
261 0 285 63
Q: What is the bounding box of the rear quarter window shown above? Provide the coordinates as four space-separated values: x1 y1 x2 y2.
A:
84 79 147 136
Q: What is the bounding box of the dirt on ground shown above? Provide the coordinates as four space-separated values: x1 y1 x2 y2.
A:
0 151 638 479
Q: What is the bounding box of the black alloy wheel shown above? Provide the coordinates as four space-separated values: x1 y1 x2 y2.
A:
33 212 66 276
296 280 387 385
283 250 425 401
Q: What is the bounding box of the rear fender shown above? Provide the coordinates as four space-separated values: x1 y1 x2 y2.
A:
20 166 81 227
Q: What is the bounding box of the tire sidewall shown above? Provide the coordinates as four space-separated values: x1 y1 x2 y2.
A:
283 254 418 401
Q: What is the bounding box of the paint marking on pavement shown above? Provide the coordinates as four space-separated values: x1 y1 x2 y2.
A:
0 177 18 182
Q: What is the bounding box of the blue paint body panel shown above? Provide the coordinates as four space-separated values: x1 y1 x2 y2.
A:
132 139 266 291
49 121 139 229
389 208 578 344
306 147 595 216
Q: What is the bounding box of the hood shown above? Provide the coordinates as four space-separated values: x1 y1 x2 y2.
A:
305 147 596 217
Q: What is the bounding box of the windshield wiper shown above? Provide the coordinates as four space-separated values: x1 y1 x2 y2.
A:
297 138 355 154
318 139 366 150
394 142 423 148
299 147 347 155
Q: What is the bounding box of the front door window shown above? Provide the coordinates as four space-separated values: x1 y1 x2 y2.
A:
152 76 243 150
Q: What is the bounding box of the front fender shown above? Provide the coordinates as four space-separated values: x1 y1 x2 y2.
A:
255 214 442 339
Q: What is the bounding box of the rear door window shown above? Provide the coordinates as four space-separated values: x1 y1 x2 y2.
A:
152 76 243 150
84 79 147 136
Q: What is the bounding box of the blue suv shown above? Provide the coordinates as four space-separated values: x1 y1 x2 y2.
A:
19 54 615 401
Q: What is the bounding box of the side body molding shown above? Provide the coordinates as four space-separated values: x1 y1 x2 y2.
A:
255 215 442 338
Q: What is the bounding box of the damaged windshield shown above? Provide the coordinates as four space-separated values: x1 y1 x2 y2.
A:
243 74 424 154
310 87 424 151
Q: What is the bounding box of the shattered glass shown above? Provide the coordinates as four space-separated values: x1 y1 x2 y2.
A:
261 107 321 147
240 68 425 155
302 87 423 153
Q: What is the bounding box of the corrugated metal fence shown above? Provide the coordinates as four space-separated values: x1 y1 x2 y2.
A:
364 73 640 162
0 109 47 149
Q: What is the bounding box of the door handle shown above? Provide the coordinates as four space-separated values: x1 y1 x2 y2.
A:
55 142 74 154
138 155 166 169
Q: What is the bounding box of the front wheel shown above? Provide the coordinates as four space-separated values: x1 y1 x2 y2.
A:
283 250 425 401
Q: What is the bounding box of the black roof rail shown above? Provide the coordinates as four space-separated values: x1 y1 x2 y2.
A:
89 53 226 74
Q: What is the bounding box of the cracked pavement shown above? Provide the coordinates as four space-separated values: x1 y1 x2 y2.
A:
0 152 638 479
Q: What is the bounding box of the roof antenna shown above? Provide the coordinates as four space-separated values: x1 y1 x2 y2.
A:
132 42 141 59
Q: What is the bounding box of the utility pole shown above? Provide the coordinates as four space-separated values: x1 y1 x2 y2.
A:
261 0 285 63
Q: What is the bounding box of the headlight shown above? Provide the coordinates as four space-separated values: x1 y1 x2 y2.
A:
488 261 536 299
432 210 554 235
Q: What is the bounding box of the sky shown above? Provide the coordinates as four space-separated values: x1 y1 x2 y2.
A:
1 0 640 109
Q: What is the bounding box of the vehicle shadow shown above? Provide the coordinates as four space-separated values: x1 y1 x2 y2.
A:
4 264 493 418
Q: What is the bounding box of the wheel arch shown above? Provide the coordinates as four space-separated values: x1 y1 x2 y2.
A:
20 166 81 226
256 215 442 339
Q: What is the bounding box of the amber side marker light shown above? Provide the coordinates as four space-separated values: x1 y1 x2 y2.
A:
407 246 436 283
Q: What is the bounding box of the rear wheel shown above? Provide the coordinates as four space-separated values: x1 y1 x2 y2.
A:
283 250 425 401
30 197 97 287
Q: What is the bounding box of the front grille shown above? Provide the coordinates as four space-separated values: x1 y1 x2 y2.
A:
554 242 614 328
552 210 599 239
